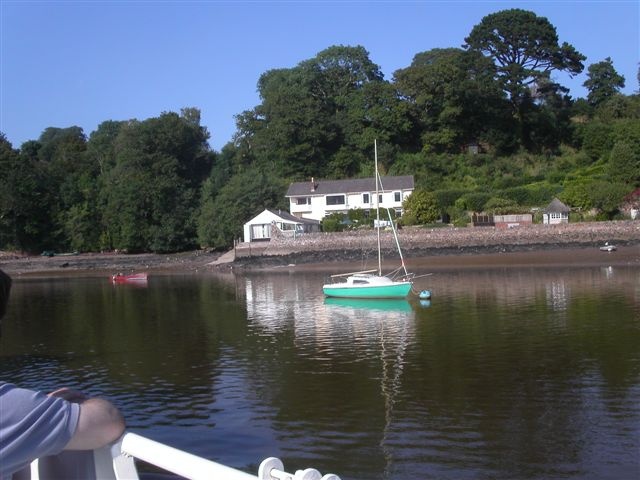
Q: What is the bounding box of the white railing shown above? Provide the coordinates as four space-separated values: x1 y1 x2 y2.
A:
30 432 340 480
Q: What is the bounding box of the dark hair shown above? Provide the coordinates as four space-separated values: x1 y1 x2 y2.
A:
0 269 11 319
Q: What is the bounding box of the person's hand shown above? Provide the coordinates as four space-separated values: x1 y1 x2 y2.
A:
48 387 89 403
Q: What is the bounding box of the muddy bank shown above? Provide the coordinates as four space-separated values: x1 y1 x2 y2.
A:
231 220 640 269
0 250 222 278
1 220 638 276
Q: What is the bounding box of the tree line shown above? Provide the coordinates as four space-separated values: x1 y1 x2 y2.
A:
1 8 638 254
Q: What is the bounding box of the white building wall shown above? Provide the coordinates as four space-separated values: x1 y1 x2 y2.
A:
289 190 411 221
244 209 301 242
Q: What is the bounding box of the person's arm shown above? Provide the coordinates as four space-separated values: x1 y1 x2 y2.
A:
48 387 126 450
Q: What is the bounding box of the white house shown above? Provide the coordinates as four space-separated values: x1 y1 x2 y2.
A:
243 208 321 243
543 198 571 224
285 176 414 221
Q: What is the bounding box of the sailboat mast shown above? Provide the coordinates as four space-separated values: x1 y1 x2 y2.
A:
375 140 382 276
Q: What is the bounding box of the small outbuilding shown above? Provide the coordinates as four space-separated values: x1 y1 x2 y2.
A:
243 208 321 243
543 198 570 224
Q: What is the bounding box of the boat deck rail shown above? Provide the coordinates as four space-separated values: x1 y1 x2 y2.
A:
29 432 340 480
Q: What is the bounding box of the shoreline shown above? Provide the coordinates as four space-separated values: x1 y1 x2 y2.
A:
1 221 638 277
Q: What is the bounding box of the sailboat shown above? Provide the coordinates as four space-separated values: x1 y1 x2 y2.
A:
322 141 415 299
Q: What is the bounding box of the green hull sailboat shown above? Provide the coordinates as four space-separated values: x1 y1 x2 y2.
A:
323 140 415 299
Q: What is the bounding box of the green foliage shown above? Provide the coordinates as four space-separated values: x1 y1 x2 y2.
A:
401 189 439 225
455 191 492 212
579 122 614 160
464 9 584 104
321 212 347 233
595 94 640 121
608 141 640 186
464 9 584 150
606 119 640 186
588 181 629 218
1 28 638 255
560 180 628 217
559 182 592 210
0 136 55 252
394 48 512 154
584 57 625 107
434 189 467 209
98 112 210 253
484 197 519 214
198 168 287 249
347 208 370 226
500 182 561 206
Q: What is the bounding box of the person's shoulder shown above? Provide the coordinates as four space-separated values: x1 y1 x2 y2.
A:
0 382 37 396
0 381 16 393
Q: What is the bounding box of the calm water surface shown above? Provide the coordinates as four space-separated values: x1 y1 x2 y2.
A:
1 265 639 479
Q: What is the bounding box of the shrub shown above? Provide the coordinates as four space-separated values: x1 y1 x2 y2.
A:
321 213 347 232
455 191 492 212
402 189 439 225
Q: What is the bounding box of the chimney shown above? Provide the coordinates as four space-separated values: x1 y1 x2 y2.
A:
311 177 316 192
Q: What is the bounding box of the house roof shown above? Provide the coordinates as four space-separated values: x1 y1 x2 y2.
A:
544 198 571 213
266 208 320 225
286 176 414 197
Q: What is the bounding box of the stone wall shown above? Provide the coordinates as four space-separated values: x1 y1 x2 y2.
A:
234 220 640 261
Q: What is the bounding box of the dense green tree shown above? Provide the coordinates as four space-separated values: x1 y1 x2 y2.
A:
329 81 414 177
101 111 211 252
577 121 614 160
232 45 390 180
0 135 51 252
483 197 520 214
526 75 574 153
594 94 640 122
608 141 640 186
464 9 584 147
321 212 348 233
607 118 640 186
300 44 384 101
394 48 513 154
588 181 629 218
401 189 439 225
2 24 638 256
87 120 126 175
198 168 287 249
561 179 628 218
584 57 625 107
30 127 93 250
249 66 336 177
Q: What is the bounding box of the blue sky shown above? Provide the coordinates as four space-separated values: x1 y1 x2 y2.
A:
1 1 638 151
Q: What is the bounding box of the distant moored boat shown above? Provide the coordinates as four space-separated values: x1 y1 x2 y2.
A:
599 242 617 252
111 272 148 284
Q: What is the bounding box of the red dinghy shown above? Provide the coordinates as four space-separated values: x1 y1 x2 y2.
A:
111 272 148 284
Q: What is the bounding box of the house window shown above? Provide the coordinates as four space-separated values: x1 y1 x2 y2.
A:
363 193 370 204
296 197 310 205
378 194 383 204
326 195 345 205
550 212 562 219
394 191 401 202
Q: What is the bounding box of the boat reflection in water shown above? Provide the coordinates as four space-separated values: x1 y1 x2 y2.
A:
323 297 413 313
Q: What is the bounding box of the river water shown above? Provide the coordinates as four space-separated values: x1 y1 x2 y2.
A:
1 263 639 479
